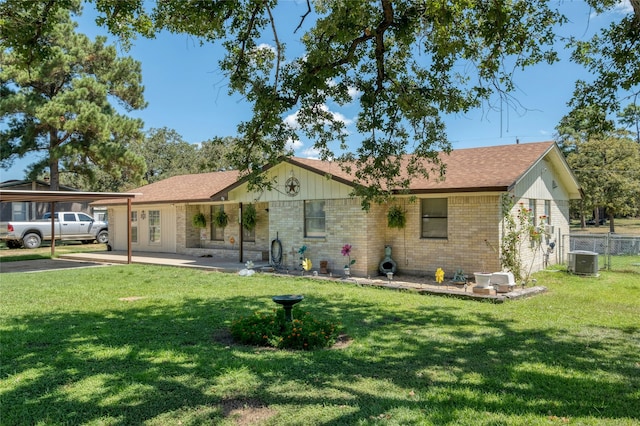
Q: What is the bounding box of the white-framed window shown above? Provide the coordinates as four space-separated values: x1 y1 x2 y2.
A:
11 202 28 221
304 200 326 238
529 199 537 226
148 210 161 243
130 211 138 244
421 198 448 239
544 200 551 224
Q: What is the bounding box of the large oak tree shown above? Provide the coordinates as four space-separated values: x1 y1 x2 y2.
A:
4 1 638 207
567 133 640 232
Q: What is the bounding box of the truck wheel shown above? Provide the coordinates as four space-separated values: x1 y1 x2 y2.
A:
23 233 42 249
96 230 109 244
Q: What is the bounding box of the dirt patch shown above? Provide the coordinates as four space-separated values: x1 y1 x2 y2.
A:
330 333 352 349
221 398 276 425
212 328 236 347
118 296 147 302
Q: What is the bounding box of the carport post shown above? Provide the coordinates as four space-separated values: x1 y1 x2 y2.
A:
127 198 132 263
238 202 244 263
50 201 56 257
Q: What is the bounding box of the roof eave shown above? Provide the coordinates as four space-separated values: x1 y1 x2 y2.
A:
406 186 509 195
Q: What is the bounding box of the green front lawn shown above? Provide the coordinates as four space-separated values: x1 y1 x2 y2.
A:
1 264 638 425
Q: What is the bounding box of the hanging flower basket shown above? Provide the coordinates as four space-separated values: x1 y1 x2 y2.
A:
213 210 229 228
242 203 257 231
192 212 207 228
387 205 407 229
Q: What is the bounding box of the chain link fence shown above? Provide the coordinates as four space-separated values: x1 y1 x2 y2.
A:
561 233 640 272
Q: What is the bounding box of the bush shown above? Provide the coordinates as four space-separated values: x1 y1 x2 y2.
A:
230 310 341 350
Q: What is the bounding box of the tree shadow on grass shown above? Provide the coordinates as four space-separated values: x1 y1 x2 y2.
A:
1 290 638 425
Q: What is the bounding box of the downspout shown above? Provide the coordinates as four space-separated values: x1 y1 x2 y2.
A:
50 201 56 257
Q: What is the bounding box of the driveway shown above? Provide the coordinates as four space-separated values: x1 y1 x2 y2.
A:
0 258 111 274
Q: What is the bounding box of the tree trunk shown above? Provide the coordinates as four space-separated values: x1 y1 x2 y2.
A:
609 213 615 233
49 157 59 191
49 129 60 191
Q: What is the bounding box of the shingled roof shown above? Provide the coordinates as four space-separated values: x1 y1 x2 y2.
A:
95 141 579 205
92 170 240 205
289 141 563 192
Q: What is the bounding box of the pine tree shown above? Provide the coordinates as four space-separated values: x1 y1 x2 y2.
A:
0 4 147 190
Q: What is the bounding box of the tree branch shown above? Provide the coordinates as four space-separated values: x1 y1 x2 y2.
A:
294 0 312 33
264 1 281 93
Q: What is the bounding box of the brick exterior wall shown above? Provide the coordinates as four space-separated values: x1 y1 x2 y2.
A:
179 202 269 262
512 198 570 278
381 195 501 278
268 195 501 279
172 193 569 280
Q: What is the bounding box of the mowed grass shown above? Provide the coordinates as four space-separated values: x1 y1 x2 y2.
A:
1 263 639 425
571 217 640 234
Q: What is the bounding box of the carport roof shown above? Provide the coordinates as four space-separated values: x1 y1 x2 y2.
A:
0 189 139 203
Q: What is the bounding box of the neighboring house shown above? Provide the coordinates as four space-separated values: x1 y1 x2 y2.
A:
94 141 582 278
0 180 98 222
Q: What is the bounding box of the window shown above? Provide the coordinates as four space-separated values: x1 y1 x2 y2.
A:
210 205 225 241
148 210 161 243
243 226 256 242
12 202 27 221
131 211 138 243
544 200 551 224
304 200 326 237
63 213 76 222
529 199 537 226
78 213 93 222
421 198 448 238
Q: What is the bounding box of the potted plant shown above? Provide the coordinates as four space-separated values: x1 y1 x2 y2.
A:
192 212 207 229
387 205 407 229
192 212 207 247
213 209 229 228
242 203 257 231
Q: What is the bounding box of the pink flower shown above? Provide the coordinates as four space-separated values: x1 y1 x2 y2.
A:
341 244 356 267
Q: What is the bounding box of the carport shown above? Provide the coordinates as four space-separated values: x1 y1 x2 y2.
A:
0 190 138 262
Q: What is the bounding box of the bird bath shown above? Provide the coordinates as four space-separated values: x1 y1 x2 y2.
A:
272 295 304 322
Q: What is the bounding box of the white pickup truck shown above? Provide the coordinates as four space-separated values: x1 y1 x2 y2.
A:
1 212 109 249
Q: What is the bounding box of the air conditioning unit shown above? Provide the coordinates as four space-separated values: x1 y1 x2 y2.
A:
568 250 599 276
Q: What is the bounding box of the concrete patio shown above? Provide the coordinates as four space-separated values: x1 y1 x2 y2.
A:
4 250 547 303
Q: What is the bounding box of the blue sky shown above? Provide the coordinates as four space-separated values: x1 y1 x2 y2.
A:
1 1 634 181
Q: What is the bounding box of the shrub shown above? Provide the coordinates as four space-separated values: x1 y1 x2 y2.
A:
230 309 341 350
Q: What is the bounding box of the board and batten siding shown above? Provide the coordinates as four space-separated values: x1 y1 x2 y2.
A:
229 163 353 203
514 157 571 201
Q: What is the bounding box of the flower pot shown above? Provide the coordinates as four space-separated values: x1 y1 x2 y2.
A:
344 267 351 277
474 272 492 288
